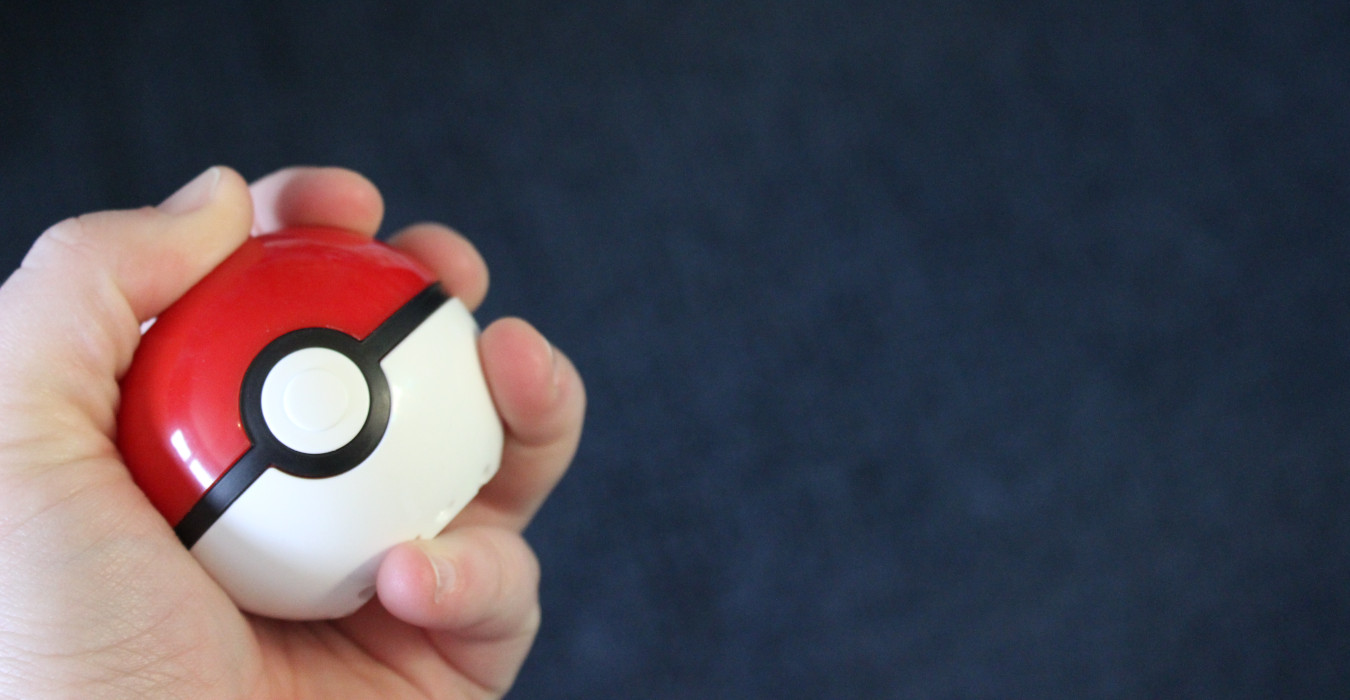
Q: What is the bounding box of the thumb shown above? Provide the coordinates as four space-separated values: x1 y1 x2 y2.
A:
0 166 253 443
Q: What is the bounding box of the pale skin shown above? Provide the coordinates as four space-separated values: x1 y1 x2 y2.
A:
0 166 586 699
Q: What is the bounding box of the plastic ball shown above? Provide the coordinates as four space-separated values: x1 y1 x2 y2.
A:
118 227 503 620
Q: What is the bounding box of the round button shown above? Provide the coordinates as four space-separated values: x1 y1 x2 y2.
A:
284 369 350 431
260 348 370 454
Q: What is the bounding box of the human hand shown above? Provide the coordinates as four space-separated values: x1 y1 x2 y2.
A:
0 166 585 699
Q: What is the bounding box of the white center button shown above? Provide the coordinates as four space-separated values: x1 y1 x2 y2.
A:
260 347 371 454
284 369 350 431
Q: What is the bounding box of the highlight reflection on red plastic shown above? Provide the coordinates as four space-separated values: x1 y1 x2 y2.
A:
118 228 436 526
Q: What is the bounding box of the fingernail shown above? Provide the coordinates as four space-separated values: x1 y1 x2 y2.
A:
158 167 221 215
424 549 457 604
547 340 567 392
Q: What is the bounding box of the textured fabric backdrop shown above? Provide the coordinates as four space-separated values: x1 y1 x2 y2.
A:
2 2 1348 697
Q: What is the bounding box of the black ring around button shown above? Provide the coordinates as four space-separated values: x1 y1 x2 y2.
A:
240 327 392 479
173 284 450 548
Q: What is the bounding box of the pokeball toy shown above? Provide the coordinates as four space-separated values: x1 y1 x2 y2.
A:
118 227 504 620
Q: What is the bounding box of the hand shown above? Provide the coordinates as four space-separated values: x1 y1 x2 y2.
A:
0 166 585 698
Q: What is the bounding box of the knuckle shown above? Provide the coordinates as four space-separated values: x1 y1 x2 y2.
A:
29 214 107 272
28 216 92 268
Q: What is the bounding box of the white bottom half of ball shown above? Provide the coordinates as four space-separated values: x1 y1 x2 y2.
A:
190 298 504 620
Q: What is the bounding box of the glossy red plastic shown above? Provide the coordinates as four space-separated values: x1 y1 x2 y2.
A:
117 228 436 526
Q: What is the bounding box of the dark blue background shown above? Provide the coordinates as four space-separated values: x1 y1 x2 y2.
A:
3 2 1348 697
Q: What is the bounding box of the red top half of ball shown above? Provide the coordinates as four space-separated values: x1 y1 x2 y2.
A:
117 227 437 526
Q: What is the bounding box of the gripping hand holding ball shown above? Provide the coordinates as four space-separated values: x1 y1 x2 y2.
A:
118 228 504 620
